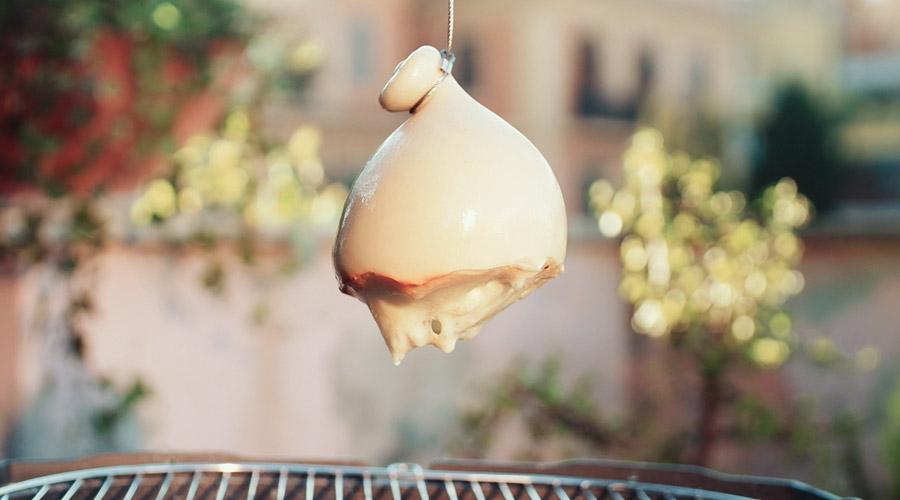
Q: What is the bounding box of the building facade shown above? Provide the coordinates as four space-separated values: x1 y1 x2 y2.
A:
251 0 842 215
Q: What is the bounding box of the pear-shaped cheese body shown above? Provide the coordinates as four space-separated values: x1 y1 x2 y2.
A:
334 52 566 364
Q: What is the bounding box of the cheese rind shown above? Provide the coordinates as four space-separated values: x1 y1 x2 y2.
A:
333 45 567 363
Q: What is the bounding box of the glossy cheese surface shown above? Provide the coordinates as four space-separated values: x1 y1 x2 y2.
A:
333 46 567 363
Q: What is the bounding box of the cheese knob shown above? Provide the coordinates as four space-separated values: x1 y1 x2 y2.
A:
379 46 444 112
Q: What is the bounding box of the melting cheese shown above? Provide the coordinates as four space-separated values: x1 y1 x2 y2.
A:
332 46 567 364
339 261 561 364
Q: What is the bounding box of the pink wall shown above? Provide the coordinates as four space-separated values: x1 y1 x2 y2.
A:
8 240 626 461
3 235 899 474
0 276 18 452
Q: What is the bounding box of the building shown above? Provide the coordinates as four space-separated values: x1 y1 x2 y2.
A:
251 0 842 215
840 0 900 205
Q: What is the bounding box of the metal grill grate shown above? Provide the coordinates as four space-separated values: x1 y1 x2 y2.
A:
0 462 752 500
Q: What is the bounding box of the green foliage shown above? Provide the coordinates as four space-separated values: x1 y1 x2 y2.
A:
0 0 248 192
0 0 326 452
732 395 780 441
92 379 151 436
454 356 619 458
0 201 104 274
590 129 811 370
751 84 844 213
459 353 873 496
587 129 815 465
78 1 244 42
832 412 873 499
884 381 900 498
201 260 227 295
456 127 872 492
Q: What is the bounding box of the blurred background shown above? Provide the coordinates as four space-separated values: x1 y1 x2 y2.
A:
1 0 900 497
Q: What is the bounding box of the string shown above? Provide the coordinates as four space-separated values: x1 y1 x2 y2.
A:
440 0 456 72
410 0 455 113
447 0 454 53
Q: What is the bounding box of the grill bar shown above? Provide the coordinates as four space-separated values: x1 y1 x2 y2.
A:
93 476 114 500
552 484 568 500
305 471 315 500
363 472 373 500
470 481 485 500
30 484 48 500
122 474 141 500
247 469 260 500
389 471 401 500
498 482 514 500
578 483 596 500
215 471 230 500
154 471 173 500
277 468 288 500
186 471 202 500
60 479 81 500
336 470 344 500
414 474 427 500
443 479 457 500
0 462 778 500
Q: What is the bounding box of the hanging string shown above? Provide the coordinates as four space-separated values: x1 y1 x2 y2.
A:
447 0 455 53
439 0 456 74
410 0 455 113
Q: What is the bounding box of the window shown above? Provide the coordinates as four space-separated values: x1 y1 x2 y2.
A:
574 40 603 116
573 39 643 121
688 56 708 103
635 48 656 107
350 21 373 84
455 41 478 89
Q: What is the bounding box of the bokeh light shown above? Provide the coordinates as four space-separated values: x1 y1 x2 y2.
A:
590 129 811 367
131 110 346 235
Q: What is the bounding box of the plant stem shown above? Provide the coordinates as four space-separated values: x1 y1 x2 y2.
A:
512 386 613 448
834 412 873 499
695 366 722 466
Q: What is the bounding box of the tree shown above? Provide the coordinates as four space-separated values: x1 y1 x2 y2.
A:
0 0 252 195
0 0 340 457
751 84 843 213
456 129 814 468
597 129 813 464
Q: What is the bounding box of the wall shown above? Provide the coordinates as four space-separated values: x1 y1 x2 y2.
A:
4 234 900 468
0 277 17 453
8 240 626 462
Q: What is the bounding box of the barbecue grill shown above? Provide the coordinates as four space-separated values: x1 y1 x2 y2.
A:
0 455 854 500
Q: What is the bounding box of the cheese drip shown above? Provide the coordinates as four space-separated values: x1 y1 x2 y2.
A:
339 260 561 364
